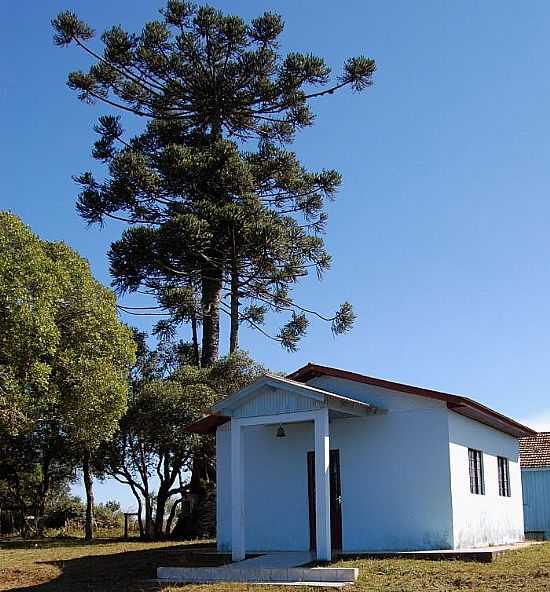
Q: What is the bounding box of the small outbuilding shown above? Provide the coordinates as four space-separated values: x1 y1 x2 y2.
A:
519 432 550 539
188 363 534 561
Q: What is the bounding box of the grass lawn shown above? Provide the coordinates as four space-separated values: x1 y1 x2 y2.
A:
2 537 550 591
0 537 221 591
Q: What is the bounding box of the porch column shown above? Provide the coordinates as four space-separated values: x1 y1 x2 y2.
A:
314 408 331 561
231 418 245 561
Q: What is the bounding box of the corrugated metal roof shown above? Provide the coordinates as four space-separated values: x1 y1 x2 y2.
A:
520 432 550 469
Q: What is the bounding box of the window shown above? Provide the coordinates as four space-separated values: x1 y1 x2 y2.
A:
498 456 511 497
468 448 485 494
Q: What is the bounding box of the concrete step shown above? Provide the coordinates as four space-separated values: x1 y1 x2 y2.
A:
157 566 359 583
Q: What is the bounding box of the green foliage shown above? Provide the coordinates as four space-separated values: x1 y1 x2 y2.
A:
52 11 94 46
45 242 136 450
44 492 85 529
0 429 76 535
98 343 265 538
52 3 375 139
0 212 136 532
204 351 267 398
53 2 373 360
93 500 123 529
0 212 61 434
0 212 136 446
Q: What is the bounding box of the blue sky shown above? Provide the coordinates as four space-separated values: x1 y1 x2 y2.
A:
2 0 550 508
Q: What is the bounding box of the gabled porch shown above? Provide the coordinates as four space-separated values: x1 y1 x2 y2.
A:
210 374 379 562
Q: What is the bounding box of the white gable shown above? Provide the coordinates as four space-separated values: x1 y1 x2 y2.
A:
232 385 324 419
211 374 376 420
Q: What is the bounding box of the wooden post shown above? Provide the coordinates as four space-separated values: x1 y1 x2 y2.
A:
124 513 129 540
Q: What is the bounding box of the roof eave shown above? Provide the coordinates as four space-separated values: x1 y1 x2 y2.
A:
185 413 229 434
289 363 535 439
448 402 536 438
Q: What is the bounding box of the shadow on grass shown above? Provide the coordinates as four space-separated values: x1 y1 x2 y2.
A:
0 537 142 550
6 541 222 592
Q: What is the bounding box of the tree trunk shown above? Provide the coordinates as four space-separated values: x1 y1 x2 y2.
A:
37 454 51 536
135 440 155 539
153 457 182 539
194 246 223 535
136 498 144 537
154 485 169 539
191 309 200 367
190 263 222 521
144 497 155 539
179 438 215 538
140 484 155 540
189 454 205 495
200 263 222 368
83 452 94 541
229 255 239 354
165 498 182 537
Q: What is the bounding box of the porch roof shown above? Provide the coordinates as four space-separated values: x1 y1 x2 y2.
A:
185 373 376 434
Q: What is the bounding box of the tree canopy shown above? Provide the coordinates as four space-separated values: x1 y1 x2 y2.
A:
0 212 136 441
0 212 136 536
97 338 265 538
52 2 375 365
0 212 61 434
52 3 374 137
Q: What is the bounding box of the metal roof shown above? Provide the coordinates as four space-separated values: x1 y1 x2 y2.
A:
186 363 535 438
289 363 536 439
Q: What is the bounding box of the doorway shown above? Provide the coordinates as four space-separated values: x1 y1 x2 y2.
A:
307 449 342 551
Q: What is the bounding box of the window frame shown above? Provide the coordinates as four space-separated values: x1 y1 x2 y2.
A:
468 448 485 495
497 456 511 497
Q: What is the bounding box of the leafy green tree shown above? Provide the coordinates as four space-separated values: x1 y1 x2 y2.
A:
0 213 74 534
45 240 137 539
52 2 374 365
0 212 136 540
98 343 264 539
0 213 61 435
0 428 75 536
93 500 123 530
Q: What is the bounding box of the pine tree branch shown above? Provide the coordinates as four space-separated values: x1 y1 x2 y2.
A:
72 37 166 95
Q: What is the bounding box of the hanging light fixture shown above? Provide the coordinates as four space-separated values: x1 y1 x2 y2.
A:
276 424 286 438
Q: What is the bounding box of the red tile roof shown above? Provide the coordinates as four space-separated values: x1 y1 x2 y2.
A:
520 432 550 469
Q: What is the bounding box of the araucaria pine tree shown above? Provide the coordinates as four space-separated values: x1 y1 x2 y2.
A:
52 2 376 365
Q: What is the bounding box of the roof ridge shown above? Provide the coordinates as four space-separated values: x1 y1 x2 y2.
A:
289 362 477 399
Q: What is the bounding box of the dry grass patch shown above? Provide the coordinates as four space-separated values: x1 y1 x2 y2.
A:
325 543 550 592
2 538 550 592
0 537 214 591
163 544 550 592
